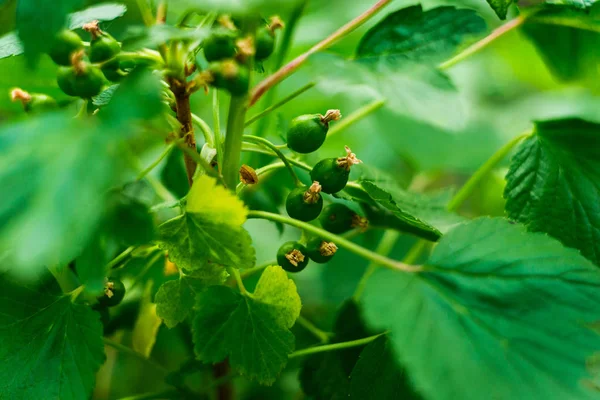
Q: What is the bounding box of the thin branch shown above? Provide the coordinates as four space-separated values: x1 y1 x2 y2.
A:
289 332 387 358
245 82 316 126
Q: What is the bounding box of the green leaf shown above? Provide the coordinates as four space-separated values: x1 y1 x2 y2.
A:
486 0 514 20
158 175 256 271
132 282 162 357
505 118 600 266
362 218 600 400
169 0 299 16
300 301 371 400
92 84 119 107
523 5 600 84
0 273 105 399
160 148 189 199
0 32 23 59
356 5 486 63
349 336 422 400
122 24 208 51
16 0 83 62
68 3 127 29
105 190 156 246
360 180 464 241
192 266 301 384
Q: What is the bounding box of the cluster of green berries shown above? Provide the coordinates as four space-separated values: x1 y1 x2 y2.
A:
276 109 368 272
200 16 283 95
49 20 123 99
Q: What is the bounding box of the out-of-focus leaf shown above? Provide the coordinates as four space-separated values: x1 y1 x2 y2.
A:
122 24 208 50
0 31 23 59
0 273 105 399
362 218 600 400
168 0 300 16
160 148 190 199
505 118 600 266
356 5 486 64
155 276 204 328
92 84 119 107
132 282 163 357
68 3 127 29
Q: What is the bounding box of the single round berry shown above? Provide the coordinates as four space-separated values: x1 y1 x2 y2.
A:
255 26 275 61
208 60 250 95
97 278 126 307
203 28 238 62
285 182 323 222
277 241 309 273
287 110 340 154
48 30 83 66
320 203 368 234
306 237 338 264
57 64 105 98
310 146 362 193
90 33 121 63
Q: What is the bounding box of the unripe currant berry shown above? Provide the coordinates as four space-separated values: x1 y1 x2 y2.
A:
207 60 250 95
84 20 120 63
97 278 126 307
310 146 362 193
306 237 338 264
319 203 368 234
48 30 84 66
255 16 284 61
277 241 309 273
286 181 323 222
10 88 57 113
287 109 342 154
203 27 238 62
57 53 105 99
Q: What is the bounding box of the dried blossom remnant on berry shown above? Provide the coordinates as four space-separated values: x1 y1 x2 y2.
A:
285 249 305 267
236 36 255 59
320 109 342 126
217 15 237 30
104 280 115 298
221 60 240 78
82 20 102 39
303 181 322 204
319 241 338 256
240 164 258 184
336 145 362 171
10 88 32 104
351 214 369 231
268 16 285 32
70 50 86 74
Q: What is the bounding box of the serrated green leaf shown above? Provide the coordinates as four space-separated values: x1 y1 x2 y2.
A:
158 175 255 271
68 3 127 29
486 0 514 20
360 180 463 241
505 118 600 266
92 84 119 107
0 32 23 59
16 0 82 62
362 218 600 400
356 5 486 63
300 300 370 400
0 273 105 399
192 266 301 384
349 336 422 400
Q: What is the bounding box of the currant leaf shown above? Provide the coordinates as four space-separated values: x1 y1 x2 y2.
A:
362 218 600 400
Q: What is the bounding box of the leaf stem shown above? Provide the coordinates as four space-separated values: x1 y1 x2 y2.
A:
213 90 224 174
288 332 387 358
447 131 531 212
438 15 526 70
239 260 275 279
117 390 180 400
137 142 177 181
222 95 249 189
242 135 301 185
48 264 80 294
353 230 400 301
103 337 168 373
247 210 421 273
228 267 247 295
296 316 332 343
106 246 136 270
135 0 155 27
191 113 215 147
245 82 316 127
328 99 385 138
249 0 393 107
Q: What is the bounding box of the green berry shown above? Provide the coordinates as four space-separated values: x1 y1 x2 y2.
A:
48 30 84 66
255 26 275 61
277 241 309 273
310 146 362 193
11 88 58 113
57 64 105 98
306 237 338 264
287 110 341 154
101 58 127 82
208 60 250 95
320 203 368 234
97 278 126 307
90 33 121 63
286 182 323 222
203 28 238 62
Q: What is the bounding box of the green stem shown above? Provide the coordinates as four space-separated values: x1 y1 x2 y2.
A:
239 260 276 279
106 246 136 270
289 332 387 358
213 90 224 175
353 230 400 301
438 15 526 70
328 99 385 137
128 251 163 292
243 135 301 185
222 95 249 189
137 142 177 181
402 240 428 265
117 390 180 400
75 99 88 119
447 131 531 212
245 82 316 127
249 0 392 106
228 267 247 295
241 144 313 171
191 113 215 147
296 316 332 343
135 0 155 26
103 337 168 373
248 211 421 273
48 264 80 294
